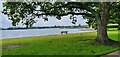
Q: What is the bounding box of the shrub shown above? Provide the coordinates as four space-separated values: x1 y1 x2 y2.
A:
107 24 118 28
81 25 89 28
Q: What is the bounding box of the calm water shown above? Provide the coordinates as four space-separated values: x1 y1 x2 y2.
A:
0 28 95 39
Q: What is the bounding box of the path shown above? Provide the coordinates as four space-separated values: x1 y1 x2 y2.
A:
101 50 120 57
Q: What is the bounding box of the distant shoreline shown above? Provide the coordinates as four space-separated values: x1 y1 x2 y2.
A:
0 25 88 30
1 27 86 30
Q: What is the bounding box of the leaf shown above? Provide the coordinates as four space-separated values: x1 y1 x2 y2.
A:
56 16 61 20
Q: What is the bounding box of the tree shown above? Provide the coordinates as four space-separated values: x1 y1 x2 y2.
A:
82 2 120 30
109 2 120 30
2 2 120 44
78 24 81 27
38 2 115 43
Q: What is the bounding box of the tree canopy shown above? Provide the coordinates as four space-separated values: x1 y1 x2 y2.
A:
2 2 100 27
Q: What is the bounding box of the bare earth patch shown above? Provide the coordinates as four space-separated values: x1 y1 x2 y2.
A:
2 44 26 49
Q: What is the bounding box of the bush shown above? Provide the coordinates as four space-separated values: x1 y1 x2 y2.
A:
81 25 89 28
107 28 118 31
107 24 118 28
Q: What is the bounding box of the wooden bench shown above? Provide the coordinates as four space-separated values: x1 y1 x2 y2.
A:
61 31 68 34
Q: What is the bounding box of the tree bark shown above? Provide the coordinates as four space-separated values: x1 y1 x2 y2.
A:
95 2 110 43
95 3 120 46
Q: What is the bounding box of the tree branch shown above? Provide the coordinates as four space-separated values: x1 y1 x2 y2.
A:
35 2 95 14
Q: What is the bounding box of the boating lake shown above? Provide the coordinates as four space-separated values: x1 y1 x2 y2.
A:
0 28 96 39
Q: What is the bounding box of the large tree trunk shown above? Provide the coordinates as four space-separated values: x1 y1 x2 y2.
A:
95 2 110 43
96 3 120 45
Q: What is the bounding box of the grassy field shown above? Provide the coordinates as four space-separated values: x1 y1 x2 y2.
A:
108 30 119 41
1 30 119 55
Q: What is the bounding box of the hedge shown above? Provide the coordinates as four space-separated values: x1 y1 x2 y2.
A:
107 24 118 28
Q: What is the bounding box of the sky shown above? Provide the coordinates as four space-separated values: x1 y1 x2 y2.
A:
0 2 87 28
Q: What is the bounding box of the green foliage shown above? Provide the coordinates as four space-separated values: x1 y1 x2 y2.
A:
107 24 118 28
107 28 118 31
2 2 120 29
2 2 37 27
1 2 98 27
2 2 120 30
80 25 89 28
109 2 120 24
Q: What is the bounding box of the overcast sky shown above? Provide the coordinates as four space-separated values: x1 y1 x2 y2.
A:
0 2 87 28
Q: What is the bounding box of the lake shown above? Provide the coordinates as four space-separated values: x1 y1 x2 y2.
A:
0 28 96 39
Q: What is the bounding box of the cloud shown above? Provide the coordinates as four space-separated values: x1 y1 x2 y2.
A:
33 15 87 27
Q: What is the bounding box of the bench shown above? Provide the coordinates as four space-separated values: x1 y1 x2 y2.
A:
61 31 68 34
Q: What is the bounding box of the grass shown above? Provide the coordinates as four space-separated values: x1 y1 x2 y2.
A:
1 30 119 55
108 30 119 41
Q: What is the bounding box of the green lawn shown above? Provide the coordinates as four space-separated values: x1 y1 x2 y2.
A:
108 30 119 41
1 30 119 55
